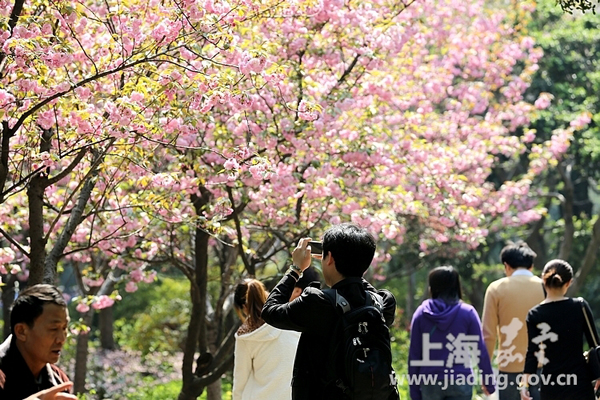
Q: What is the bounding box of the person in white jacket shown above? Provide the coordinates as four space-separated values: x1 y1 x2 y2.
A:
232 278 301 400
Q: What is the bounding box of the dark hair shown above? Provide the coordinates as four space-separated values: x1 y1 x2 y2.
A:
542 259 573 289
322 223 376 278
10 284 67 335
500 240 536 269
428 266 462 302
234 281 248 310
233 279 267 329
295 267 321 290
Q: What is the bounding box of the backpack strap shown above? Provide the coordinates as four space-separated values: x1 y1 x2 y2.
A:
324 288 382 314
323 289 352 313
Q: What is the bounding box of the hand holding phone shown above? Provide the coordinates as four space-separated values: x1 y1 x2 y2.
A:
292 238 314 271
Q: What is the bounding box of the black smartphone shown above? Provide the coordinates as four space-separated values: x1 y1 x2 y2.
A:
309 241 323 254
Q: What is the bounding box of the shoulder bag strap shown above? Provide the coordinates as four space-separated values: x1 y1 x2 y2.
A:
580 297 599 347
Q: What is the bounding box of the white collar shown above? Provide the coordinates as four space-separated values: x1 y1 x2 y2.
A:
511 269 534 277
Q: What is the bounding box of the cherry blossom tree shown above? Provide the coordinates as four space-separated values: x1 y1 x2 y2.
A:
0 0 275 285
0 0 296 395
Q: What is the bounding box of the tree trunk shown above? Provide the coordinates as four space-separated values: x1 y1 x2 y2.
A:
1 274 16 339
195 226 210 355
526 214 548 271
558 163 575 261
469 278 485 313
99 307 116 350
406 267 415 327
179 185 211 400
178 286 204 400
44 166 97 282
567 215 600 296
0 122 14 202
28 127 54 285
207 380 221 400
177 185 241 400
73 312 94 394
28 175 49 285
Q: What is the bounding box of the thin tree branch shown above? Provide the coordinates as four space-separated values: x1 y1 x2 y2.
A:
44 139 115 242
226 186 251 274
0 227 30 257
47 148 88 185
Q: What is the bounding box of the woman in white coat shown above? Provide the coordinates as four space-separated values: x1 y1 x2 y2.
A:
232 279 300 400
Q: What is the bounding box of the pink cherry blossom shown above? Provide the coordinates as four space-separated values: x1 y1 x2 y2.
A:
76 302 90 313
0 247 15 264
143 270 157 283
83 277 105 287
570 112 592 130
534 93 553 109
130 268 144 283
125 281 139 293
223 158 240 171
92 295 115 310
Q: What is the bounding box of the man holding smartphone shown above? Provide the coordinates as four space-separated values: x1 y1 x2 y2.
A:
261 223 398 400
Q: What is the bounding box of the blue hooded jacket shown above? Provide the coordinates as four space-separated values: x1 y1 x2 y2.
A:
408 298 495 400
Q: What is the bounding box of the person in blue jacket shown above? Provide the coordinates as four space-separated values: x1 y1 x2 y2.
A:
408 266 496 400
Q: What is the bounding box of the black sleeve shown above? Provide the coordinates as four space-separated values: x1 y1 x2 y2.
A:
377 289 397 327
524 310 540 374
262 273 335 334
581 298 600 349
362 279 396 327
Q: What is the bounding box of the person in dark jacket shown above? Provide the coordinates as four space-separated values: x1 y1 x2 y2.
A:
261 223 397 400
0 284 75 400
408 266 495 400
520 259 600 400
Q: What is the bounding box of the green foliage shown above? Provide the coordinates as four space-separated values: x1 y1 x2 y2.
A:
76 378 222 400
529 0 600 178
77 389 98 400
123 379 183 400
391 328 410 400
114 276 190 355
508 0 600 307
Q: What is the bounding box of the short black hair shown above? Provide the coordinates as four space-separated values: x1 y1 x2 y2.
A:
500 240 536 269
428 266 462 302
295 267 321 290
322 223 376 278
10 284 67 335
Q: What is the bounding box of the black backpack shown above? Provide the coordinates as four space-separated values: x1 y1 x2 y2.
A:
323 289 399 400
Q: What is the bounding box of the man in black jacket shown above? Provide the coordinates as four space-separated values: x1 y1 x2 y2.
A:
0 284 75 400
262 223 397 400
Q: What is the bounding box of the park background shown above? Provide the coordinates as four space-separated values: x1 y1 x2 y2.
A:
0 0 599 398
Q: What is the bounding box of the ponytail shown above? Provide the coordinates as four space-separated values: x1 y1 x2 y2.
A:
234 279 268 329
